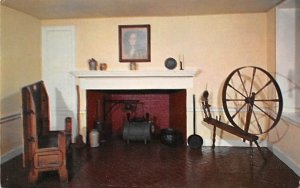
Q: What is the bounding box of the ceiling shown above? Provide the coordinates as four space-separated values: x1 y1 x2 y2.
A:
278 0 300 8
2 0 285 20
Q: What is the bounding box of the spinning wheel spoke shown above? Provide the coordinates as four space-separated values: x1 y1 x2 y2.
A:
243 104 252 134
256 80 272 95
249 105 263 134
254 99 280 102
253 103 276 122
249 67 256 94
226 99 245 102
237 70 249 97
228 83 247 98
231 102 247 119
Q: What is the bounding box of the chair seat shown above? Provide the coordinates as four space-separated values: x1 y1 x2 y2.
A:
38 132 60 148
34 149 63 169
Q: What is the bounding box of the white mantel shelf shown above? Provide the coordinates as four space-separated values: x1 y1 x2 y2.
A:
72 70 198 78
72 69 198 90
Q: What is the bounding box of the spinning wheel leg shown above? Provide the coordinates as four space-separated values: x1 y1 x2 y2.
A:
250 141 253 159
254 141 266 161
212 125 216 149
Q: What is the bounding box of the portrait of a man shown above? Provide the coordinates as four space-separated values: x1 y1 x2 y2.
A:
119 25 151 62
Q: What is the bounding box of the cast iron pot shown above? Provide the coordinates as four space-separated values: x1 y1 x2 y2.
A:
160 128 179 146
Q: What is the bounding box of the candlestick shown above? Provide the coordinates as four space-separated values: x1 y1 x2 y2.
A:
179 54 184 70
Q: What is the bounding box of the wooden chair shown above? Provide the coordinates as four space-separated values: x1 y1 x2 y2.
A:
22 81 72 184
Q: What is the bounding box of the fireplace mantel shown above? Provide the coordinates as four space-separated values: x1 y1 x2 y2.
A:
72 69 198 142
72 70 197 78
72 70 198 90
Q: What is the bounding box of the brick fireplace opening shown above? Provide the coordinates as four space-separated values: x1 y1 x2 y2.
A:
86 89 186 142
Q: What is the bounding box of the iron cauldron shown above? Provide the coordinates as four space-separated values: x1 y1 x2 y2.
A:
160 128 180 146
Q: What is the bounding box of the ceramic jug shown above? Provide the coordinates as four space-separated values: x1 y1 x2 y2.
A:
88 58 98 70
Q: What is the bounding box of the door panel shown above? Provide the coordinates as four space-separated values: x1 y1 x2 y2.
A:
42 26 76 136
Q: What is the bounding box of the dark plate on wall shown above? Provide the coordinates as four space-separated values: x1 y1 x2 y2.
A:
164 58 177 70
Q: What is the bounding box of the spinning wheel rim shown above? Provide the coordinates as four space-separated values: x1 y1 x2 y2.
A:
222 66 283 135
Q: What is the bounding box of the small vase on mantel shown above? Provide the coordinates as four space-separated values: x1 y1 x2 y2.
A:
99 63 107 71
88 58 98 70
129 62 137 70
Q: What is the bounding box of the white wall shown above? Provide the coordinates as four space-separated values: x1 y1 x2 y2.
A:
1 6 41 163
276 5 300 114
268 2 300 176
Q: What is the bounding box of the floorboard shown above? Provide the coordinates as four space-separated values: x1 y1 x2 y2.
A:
1 138 299 188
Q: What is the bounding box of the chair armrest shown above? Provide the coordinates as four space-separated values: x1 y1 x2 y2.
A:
64 117 72 145
65 117 72 135
57 132 67 152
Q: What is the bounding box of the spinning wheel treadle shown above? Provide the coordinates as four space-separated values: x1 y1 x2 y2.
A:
222 66 283 135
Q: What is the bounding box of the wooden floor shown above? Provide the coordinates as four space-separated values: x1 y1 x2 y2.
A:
1 138 299 188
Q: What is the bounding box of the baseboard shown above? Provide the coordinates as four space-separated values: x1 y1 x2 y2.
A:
1 146 23 165
203 139 268 147
267 143 300 177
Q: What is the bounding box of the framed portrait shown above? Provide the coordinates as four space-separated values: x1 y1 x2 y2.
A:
119 24 151 62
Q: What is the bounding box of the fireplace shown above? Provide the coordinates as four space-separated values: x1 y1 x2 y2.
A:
72 70 197 143
87 89 186 142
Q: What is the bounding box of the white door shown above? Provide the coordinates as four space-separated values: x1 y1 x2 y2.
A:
42 26 76 139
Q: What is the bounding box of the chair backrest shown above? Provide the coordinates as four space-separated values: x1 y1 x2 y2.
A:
22 81 50 135
22 81 51 166
22 85 36 167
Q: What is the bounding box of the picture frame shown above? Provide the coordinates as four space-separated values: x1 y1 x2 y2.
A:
119 24 151 62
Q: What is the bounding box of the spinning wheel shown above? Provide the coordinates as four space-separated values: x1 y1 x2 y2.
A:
222 66 283 135
202 66 283 159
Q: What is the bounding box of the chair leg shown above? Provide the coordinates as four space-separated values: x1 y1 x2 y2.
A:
58 166 68 182
28 168 38 184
